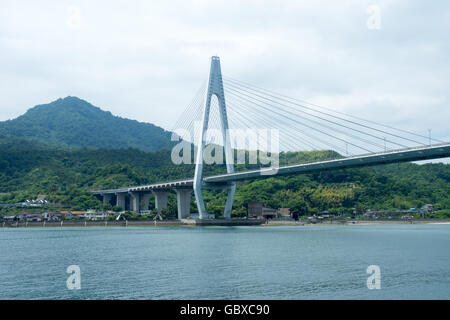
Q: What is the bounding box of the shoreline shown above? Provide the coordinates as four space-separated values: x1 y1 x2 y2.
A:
0 218 265 228
264 219 450 226
1 218 450 228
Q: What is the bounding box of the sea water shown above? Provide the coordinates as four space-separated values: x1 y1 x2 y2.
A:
1 224 449 299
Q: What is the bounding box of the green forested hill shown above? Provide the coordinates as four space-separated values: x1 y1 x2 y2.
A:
0 96 174 152
0 136 449 217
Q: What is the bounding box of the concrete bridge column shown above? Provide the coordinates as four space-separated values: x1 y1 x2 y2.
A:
175 189 192 220
153 191 169 213
115 192 126 211
140 192 151 212
102 194 112 205
129 192 140 213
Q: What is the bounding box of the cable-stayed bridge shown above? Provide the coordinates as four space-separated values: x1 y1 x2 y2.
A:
92 56 450 220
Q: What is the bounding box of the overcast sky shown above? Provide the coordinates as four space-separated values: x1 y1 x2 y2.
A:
0 0 449 146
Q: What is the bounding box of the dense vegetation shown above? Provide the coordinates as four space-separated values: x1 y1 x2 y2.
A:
0 96 175 152
0 98 448 218
0 136 449 217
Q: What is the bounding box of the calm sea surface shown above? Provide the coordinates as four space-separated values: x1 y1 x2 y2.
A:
1 224 449 299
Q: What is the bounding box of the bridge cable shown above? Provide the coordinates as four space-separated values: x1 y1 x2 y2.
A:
226 100 320 152
223 89 375 153
226 94 337 152
225 95 354 156
224 81 412 149
224 76 442 144
226 88 389 151
223 77 428 146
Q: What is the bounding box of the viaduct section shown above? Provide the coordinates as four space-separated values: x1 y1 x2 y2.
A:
93 180 193 219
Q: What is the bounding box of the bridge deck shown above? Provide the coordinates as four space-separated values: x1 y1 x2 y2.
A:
205 143 450 183
92 143 450 195
92 179 193 195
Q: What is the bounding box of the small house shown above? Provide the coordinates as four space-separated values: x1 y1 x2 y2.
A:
420 204 434 213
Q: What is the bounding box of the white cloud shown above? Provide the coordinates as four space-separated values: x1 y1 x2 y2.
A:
0 0 449 149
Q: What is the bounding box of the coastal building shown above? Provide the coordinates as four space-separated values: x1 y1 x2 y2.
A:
0 199 62 208
420 204 435 213
363 210 414 219
19 212 43 222
60 211 86 219
84 210 115 220
71 211 88 219
42 212 65 221
248 201 278 219
277 208 291 219
56 210 116 220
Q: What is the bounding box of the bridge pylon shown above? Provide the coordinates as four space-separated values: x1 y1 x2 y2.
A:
194 56 236 219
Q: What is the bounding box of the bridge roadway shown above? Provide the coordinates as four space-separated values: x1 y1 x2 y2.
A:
92 143 450 219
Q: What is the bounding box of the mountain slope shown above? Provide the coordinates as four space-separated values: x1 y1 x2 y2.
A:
0 96 175 152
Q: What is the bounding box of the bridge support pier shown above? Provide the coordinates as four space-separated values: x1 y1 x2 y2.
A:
102 194 112 205
175 189 192 219
224 183 236 219
129 192 140 213
140 192 151 212
115 192 126 211
153 191 169 213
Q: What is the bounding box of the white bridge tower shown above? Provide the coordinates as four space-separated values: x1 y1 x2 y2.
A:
193 56 236 219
